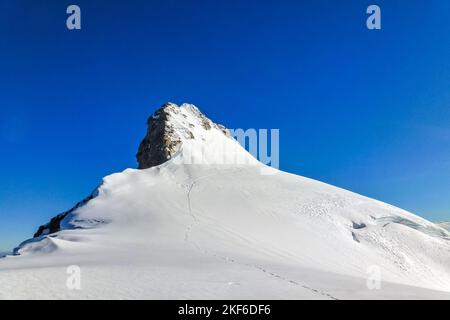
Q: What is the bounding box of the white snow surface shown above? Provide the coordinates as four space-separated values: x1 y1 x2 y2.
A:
1 104 450 300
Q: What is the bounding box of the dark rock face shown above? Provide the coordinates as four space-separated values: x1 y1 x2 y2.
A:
33 213 66 238
352 222 367 230
136 103 182 169
33 193 95 238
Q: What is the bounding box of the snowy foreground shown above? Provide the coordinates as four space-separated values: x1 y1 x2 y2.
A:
1 104 450 300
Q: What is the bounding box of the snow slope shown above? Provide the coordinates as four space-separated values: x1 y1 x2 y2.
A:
437 222 450 232
1 103 450 300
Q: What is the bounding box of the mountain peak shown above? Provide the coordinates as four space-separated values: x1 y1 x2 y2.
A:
136 102 233 169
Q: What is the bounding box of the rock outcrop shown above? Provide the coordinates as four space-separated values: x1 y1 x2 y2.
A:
32 194 95 238
136 102 231 169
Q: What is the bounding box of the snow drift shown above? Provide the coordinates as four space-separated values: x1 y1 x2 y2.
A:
1 103 450 300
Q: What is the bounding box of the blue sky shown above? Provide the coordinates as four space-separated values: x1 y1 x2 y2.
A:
0 0 449 252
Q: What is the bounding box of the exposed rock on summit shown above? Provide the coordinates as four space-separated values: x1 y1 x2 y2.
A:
136 102 231 169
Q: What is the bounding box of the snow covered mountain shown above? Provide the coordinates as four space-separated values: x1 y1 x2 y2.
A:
1 103 450 299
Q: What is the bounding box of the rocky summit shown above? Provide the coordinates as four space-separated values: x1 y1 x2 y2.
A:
136 102 231 169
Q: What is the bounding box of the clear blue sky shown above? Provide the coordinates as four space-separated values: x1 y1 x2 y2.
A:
1 0 449 252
